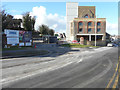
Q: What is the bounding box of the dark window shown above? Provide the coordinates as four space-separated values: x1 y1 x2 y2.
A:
79 22 83 26
97 28 101 32
88 28 91 32
84 15 89 18
79 28 83 32
88 22 92 26
97 22 101 26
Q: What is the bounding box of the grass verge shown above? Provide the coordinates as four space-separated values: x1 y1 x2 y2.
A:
2 50 49 57
61 43 100 48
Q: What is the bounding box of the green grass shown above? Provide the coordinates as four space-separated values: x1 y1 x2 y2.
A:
2 50 49 56
61 43 100 48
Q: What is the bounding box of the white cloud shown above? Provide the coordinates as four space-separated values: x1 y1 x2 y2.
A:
13 6 66 33
29 6 66 33
106 22 118 35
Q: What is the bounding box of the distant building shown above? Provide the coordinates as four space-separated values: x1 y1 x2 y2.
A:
66 2 106 45
54 32 66 40
110 35 120 41
6 19 23 30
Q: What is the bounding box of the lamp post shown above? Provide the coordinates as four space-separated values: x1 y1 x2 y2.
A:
95 16 97 47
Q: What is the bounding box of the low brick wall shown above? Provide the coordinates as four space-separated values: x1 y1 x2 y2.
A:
87 40 106 46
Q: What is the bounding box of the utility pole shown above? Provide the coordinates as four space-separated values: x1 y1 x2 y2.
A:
95 16 97 47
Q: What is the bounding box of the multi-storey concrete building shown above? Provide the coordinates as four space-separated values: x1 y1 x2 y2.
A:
66 2 106 45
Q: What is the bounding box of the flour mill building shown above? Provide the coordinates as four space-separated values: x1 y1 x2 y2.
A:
66 2 106 45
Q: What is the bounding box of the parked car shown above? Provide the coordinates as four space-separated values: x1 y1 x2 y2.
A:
113 43 118 47
107 43 113 47
72 40 79 44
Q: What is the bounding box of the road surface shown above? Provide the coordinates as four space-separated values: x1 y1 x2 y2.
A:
1 47 119 89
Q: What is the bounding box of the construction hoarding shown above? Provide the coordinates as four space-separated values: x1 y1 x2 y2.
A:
4 29 32 47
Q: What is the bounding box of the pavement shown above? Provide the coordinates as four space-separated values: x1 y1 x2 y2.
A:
1 46 119 89
1 43 93 59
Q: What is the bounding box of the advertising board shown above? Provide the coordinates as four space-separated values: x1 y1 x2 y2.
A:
5 29 19 38
5 29 19 45
25 42 31 46
19 42 24 46
23 31 32 42
7 38 19 44
4 29 32 46
19 31 25 42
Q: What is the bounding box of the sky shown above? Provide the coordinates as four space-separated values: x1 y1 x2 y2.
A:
2 2 118 35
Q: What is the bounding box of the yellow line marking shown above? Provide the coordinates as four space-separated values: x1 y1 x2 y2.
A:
106 63 118 88
112 74 118 89
111 56 120 90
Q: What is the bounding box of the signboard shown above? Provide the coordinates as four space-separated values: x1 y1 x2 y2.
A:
19 42 24 46
4 29 32 46
23 31 32 42
5 29 19 45
5 29 19 38
19 31 25 42
25 42 31 46
7 38 19 44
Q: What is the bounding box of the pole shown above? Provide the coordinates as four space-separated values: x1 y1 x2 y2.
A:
95 18 97 47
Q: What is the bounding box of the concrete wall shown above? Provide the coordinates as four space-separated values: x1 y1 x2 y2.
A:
66 2 78 41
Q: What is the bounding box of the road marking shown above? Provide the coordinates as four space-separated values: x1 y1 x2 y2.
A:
106 56 120 89
2 60 74 85
106 63 118 88
112 74 118 89
74 59 112 88
76 58 83 63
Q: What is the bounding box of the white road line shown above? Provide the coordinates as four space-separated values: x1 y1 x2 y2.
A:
76 59 83 63
2 61 74 85
73 59 112 88
1 47 113 85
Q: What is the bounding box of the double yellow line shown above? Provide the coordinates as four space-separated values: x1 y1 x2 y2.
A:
106 57 119 89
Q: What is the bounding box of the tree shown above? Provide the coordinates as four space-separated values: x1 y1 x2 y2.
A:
49 29 54 36
39 25 49 35
1 9 22 32
22 12 35 31
31 16 36 31
1 10 13 32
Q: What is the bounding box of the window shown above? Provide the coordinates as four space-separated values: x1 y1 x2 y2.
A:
88 28 91 32
79 22 83 26
79 28 83 32
97 28 101 32
97 22 101 26
84 14 89 18
88 22 92 26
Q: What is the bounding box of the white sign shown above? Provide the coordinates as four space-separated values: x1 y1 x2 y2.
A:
7 38 19 44
19 43 24 46
5 29 19 38
25 42 31 46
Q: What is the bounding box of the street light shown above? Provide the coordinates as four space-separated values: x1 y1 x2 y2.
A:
95 15 98 47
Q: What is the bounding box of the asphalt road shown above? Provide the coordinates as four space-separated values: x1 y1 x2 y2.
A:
1 47 119 89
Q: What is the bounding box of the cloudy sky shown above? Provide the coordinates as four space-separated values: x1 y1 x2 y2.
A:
2 2 118 35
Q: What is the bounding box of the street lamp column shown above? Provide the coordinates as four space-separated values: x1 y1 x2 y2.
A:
95 18 97 47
